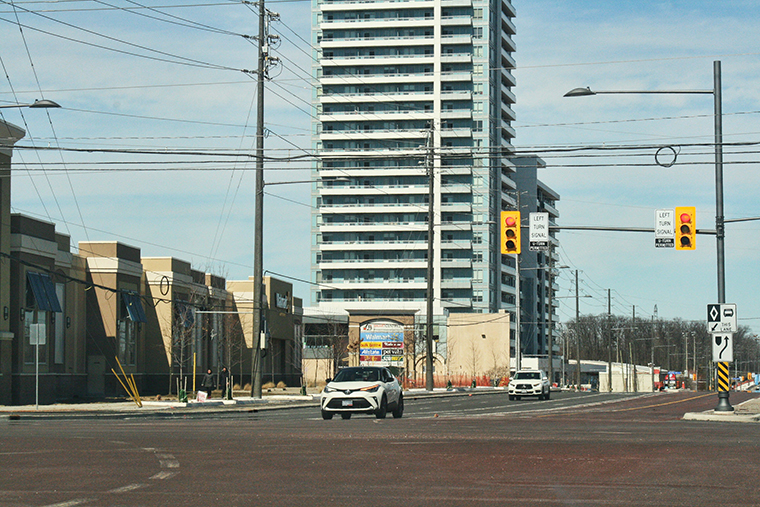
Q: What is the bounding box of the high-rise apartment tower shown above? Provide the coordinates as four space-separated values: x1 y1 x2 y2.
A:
310 0 556 354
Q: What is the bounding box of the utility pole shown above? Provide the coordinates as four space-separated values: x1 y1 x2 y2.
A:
425 124 435 391
547 253 554 385
607 288 612 392
251 0 266 399
575 269 580 390
251 1 280 398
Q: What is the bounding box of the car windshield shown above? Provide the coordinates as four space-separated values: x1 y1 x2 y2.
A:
333 368 381 383
515 371 540 380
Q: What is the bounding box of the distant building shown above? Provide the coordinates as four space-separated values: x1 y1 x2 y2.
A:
310 0 560 366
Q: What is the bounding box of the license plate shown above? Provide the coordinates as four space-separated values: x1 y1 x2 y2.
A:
342 400 353 407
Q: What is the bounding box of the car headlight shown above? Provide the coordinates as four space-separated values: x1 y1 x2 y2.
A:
323 386 337 393
360 384 380 392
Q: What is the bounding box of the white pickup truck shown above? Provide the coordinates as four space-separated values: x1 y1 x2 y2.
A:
508 370 551 400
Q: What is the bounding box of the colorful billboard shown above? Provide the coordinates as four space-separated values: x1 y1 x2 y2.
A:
360 320 404 367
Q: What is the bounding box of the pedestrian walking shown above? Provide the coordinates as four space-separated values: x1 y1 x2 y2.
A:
201 368 215 398
220 367 231 399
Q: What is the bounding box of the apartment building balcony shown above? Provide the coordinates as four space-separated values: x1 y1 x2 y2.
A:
320 55 435 66
319 0 435 11
320 184 428 196
540 201 559 218
441 297 472 307
318 259 426 270
439 127 472 138
500 67 517 87
500 104 516 122
501 0 516 17
440 90 472 101
440 183 471 194
440 109 472 120
323 280 427 290
441 279 472 289
320 129 427 141
440 258 471 269
501 171 517 192
499 119 516 139
437 165 473 176
318 147 424 159
440 14 473 26
439 69 473 80
320 36 433 48
439 221 471 231
501 35 516 53
439 202 471 213
319 222 427 233
320 91 434 104
319 18 432 30
319 110 434 122
440 34 472 44
501 12 516 35
317 299 428 313
440 238 472 249
500 85 516 105
319 73 436 86
320 203 428 214
440 0 473 7
320 240 427 251
501 48 516 71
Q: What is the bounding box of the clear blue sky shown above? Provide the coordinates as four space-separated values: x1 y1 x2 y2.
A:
1 0 759 332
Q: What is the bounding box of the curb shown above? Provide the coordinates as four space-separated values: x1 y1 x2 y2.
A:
0 387 500 420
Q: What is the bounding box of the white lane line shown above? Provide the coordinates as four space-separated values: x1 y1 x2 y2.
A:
42 499 94 507
159 459 180 469
150 471 177 480
108 483 147 494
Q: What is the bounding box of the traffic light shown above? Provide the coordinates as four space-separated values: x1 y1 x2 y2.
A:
500 210 521 254
675 206 696 250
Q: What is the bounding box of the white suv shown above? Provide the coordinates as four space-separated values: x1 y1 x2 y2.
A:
320 366 404 420
508 370 551 400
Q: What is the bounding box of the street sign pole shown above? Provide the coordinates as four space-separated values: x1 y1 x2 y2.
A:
707 304 736 411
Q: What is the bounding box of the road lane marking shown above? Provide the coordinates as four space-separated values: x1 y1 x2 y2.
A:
151 471 177 480
610 392 714 412
108 483 146 494
42 499 94 507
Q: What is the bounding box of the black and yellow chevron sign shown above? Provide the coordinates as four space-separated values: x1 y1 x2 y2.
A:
717 362 730 392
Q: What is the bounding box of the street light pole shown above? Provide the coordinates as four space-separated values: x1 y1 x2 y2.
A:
564 60 731 410
0 100 60 109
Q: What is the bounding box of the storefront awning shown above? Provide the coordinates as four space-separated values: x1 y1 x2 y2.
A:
121 292 147 323
27 272 62 312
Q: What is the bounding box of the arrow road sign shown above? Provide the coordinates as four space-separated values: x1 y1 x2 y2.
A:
712 334 733 362
707 303 737 333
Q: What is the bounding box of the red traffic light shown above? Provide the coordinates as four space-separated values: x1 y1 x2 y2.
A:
675 206 696 251
505 216 516 227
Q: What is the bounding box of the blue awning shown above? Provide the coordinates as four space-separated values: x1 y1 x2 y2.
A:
121 292 147 323
27 272 62 313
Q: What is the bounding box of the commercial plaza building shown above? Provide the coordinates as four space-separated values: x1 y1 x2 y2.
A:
310 0 560 368
1 119 303 405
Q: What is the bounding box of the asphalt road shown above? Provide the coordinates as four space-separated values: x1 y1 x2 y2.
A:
2 390 758 507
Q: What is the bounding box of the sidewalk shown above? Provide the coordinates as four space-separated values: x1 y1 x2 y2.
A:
3 388 757 421
682 396 760 423
0 386 498 420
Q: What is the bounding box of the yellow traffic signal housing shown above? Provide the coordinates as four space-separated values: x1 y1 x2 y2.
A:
500 210 521 254
675 206 696 250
